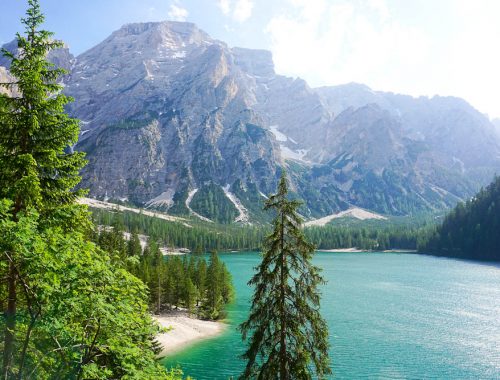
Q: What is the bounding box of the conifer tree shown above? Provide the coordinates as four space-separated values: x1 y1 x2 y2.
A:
203 251 224 319
0 1 180 378
127 231 142 257
0 1 84 374
195 259 207 308
240 172 331 379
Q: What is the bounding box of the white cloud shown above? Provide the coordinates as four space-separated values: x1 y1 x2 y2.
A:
266 0 428 92
233 0 254 22
168 4 189 22
217 0 231 15
444 0 500 118
217 0 254 23
266 0 500 118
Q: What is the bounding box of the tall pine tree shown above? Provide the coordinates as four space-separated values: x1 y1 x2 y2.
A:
240 172 331 379
0 1 85 374
0 1 180 378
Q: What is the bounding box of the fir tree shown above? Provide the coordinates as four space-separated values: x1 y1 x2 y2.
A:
0 1 84 374
203 251 224 320
240 172 331 379
0 1 180 377
195 258 207 309
127 231 142 257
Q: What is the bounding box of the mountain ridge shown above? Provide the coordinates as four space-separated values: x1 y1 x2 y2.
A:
2 20 499 223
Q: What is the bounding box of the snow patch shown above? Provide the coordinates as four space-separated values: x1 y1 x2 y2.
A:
79 198 189 225
223 185 249 223
280 146 309 162
81 129 90 136
429 185 462 201
304 207 387 227
146 189 175 209
143 60 155 80
123 231 149 250
269 125 297 145
185 189 213 223
172 51 186 59
269 125 287 142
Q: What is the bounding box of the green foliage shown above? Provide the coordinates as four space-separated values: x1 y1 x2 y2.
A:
0 202 177 378
231 180 272 223
0 5 86 222
94 227 234 320
418 175 500 261
304 224 428 250
168 189 189 215
109 118 154 131
0 2 181 378
202 251 234 320
90 204 429 253
240 173 331 379
91 207 267 251
190 184 238 224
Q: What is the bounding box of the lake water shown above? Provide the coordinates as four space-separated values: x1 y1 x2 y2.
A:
162 252 500 379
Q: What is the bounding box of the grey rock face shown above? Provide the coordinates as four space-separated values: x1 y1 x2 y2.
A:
0 66 15 96
62 22 280 208
0 39 75 71
2 22 500 219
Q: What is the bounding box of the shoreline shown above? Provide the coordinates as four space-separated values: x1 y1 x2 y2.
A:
317 248 417 253
154 310 227 357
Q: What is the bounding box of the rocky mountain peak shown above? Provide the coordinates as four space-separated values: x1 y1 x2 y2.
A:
232 47 275 78
108 21 216 52
3 21 500 221
0 38 74 71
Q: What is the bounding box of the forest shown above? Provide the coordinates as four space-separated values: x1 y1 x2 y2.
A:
0 2 185 377
418 176 500 261
93 224 234 320
91 206 428 252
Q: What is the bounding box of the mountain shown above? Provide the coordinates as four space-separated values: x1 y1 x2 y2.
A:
493 118 500 138
0 38 75 71
2 21 500 223
0 66 14 96
419 176 500 261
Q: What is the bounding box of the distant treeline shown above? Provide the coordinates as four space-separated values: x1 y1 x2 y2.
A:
93 224 234 319
91 208 267 251
305 225 428 251
91 208 429 252
91 183 500 261
418 176 500 261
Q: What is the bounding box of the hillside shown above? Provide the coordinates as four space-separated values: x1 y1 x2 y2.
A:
419 176 500 261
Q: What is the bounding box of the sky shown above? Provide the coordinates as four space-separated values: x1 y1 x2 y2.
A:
1 0 499 119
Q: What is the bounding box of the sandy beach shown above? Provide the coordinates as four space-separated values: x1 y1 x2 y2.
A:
317 248 417 253
318 248 368 253
154 310 226 357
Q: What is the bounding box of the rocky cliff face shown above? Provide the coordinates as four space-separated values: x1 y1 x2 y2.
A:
0 67 14 96
63 22 280 212
2 21 500 221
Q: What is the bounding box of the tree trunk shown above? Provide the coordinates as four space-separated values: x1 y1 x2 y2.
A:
157 274 161 315
279 209 288 380
17 310 39 380
3 260 17 379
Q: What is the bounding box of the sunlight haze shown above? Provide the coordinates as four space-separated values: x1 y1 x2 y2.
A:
1 0 498 118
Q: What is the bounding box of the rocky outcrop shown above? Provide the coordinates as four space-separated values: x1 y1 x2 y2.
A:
0 66 15 96
2 22 500 220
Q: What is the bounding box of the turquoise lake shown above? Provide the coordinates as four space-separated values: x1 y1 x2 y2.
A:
163 252 500 379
